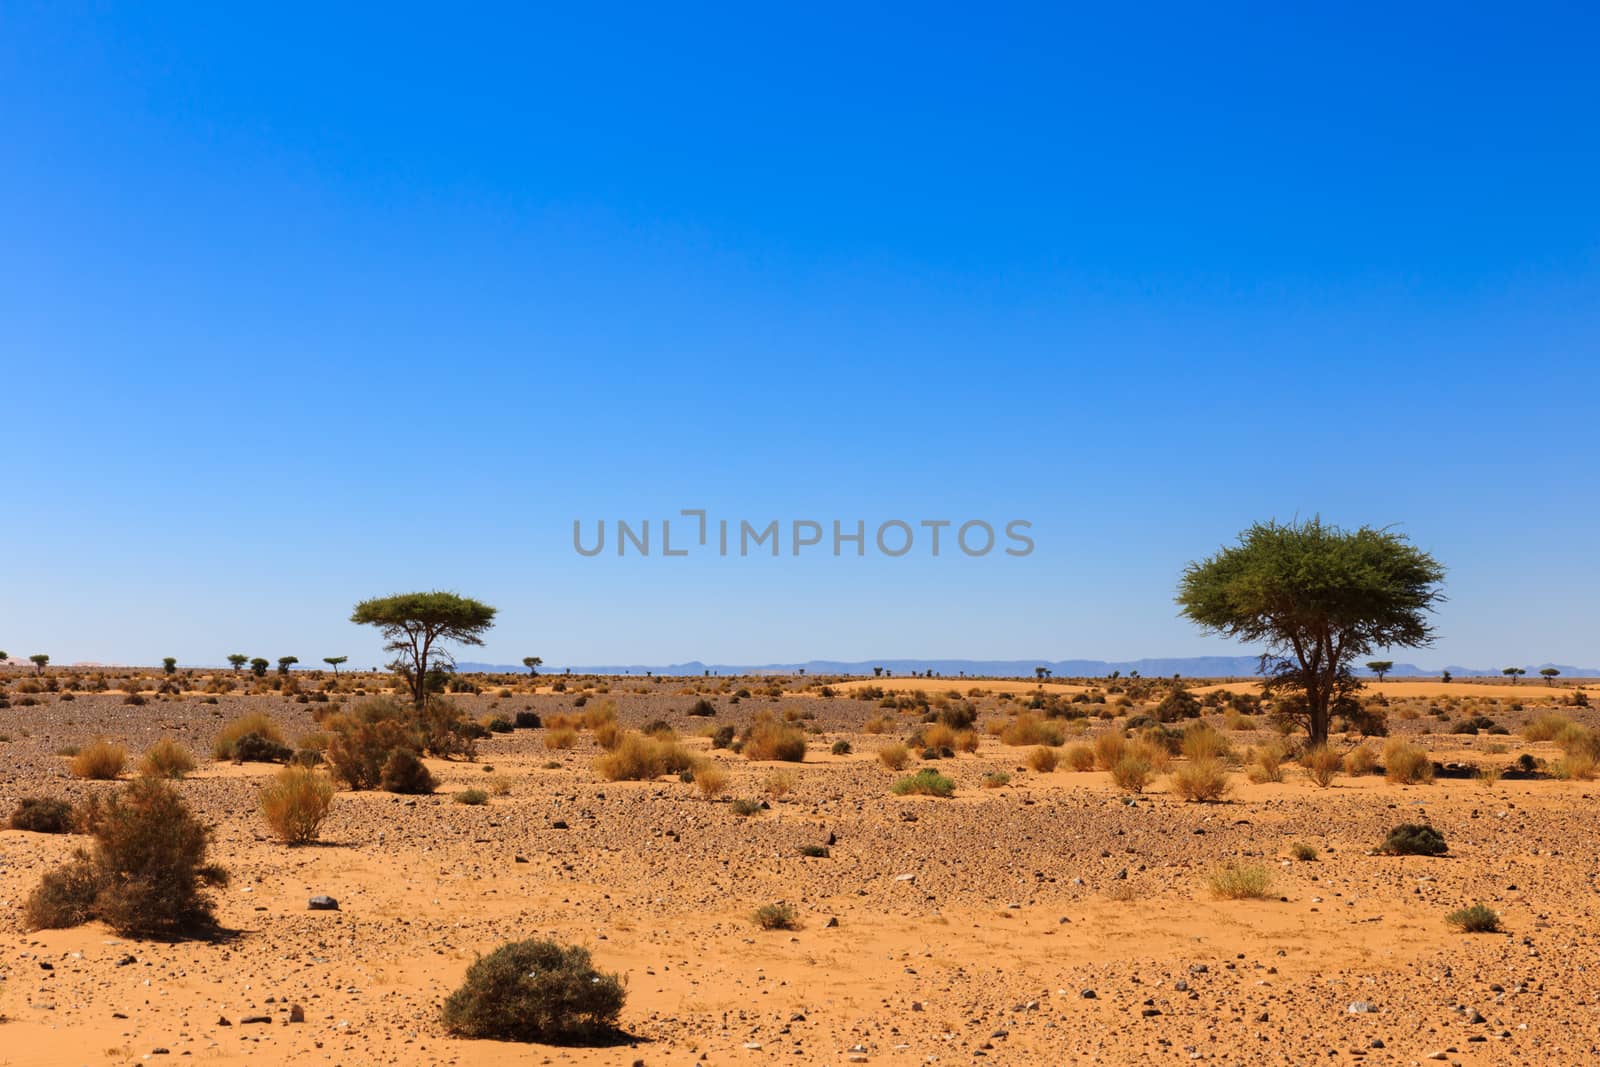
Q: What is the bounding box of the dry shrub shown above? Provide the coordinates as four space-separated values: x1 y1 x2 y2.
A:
1474 762 1503 786
259 766 335 844
379 749 437 794
1246 743 1285 783
762 769 797 797
139 738 196 780
544 725 578 750
1223 709 1255 731
1000 713 1062 747
1301 745 1341 787
1180 723 1231 762
9 797 75 833
1551 750 1598 780
693 764 729 798
1128 737 1171 772
1554 723 1600 760
1523 713 1571 742
441 939 625 1043
1110 754 1152 793
592 719 622 751
1064 742 1096 771
486 774 513 796
1343 742 1379 776
582 700 618 730
741 715 807 762
752 902 801 930
1383 739 1435 784
325 706 418 790
921 723 957 750
1026 745 1059 772
593 731 700 781
862 716 892 735
1093 732 1127 770
26 778 222 937
877 743 910 771
213 712 286 760
1171 757 1232 802
70 741 127 780
1207 861 1272 900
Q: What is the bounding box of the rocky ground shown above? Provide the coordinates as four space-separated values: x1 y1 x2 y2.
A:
2 674 1599 1065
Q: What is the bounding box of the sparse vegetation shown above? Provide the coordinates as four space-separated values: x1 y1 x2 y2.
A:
892 769 955 797
1382 739 1435 784
259 766 336 844
441 939 624 1043
10 797 75 833
1446 903 1500 933
752 902 801 930
1207 861 1273 900
1170 757 1231 801
1379 823 1447 856
138 738 196 779
70 740 127 780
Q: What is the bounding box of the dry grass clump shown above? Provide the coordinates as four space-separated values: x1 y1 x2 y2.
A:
1180 722 1232 762
70 740 127 780
582 700 619 730
441 939 624 1043
212 712 286 760
981 771 1011 788
920 722 957 750
592 719 622 751
877 742 911 770
1342 742 1379 776
752 902 801 930
1026 745 1059 772
1110 753 1152 793
9 797 75 833
1301 745 1341 787
741 714 807 762
592 731 700 781
486 774 513 796
1093 732 1127 770
259 766 336 844
1523 713 1571 742
1170 757 1232 802
138 738 196 779
693 764 729 798
1064 742 1097 771
761 769 797 797
999 713 1062 747
1207 861 1273 900
892 769 955 797
862 716 892 735
1246 742 1286 783
544 725 579 750
1445 903 1501 933
1550 749 1598 780
1383 738 1435 784
379 749 437 794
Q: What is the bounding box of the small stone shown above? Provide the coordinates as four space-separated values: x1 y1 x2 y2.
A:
289 1004 305 1023
307 895 339 911
1347 1001 1376 1014
1080 990 1097 999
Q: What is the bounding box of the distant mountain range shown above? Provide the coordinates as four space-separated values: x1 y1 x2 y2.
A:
457 656 1600 678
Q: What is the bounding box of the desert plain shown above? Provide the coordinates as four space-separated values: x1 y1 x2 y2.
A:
2 669 1599 1066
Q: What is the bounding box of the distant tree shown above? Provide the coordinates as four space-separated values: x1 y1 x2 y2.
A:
873 666 883 677
1540 667 1560 686
1177 518 1445 746
1109 669 1121 680
277 656 299 675
29 653 49 674
249 657 269 677
350 591 497 708
162 657 178 675
1440 670 1452 683
323 656 348 676
1502 667 1526 684
227 654 248 673
0 652 8 668
522 656 542 677
1366 660 1394 683
1035 666 1051 681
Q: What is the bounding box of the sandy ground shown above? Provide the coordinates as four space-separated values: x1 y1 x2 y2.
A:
2 676 1599 1065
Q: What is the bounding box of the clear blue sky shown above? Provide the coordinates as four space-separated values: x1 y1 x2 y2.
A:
2 4 1596 670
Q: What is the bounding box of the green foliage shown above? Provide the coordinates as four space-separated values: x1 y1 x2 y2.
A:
227 654 248 672
892 769 955 797
752 902 800 929
1178 519 1444 743
351 591 497 707
277 656 299 675
1379 823 1447 856
1446 903 1500 933
249 657 270 677
441 939 625 1043
1154 684 1201 722
454 788 490 805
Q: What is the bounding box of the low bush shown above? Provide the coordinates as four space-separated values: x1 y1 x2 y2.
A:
999 713 1062 747
752 902 800 930
1207 861 1273 900
693 765 729 798
1064 742 1096 771
1301 745 1341 788
1026 745 1059 772
593 731 700 781
213 712 287 761
830 739 852 756
1110 754 1152 793
513 711 541 729
454 788 490 805
1093 732 1127 770
740 715 807 762
70 741 127 780
1383 739 1435 784
730 798 763 816
687 698 716 716
544 726 579 749
892 769 955 797
877 743 911 771
1170 757 1232 801
1523 713 1571 742
1379 822 1447 856
441 939 625 1043
9 797 75 833
1180 722 1231 762
1246 743 1286 783
981 771 1011 788
259 766 336 844
379 749 437 794
1291 842 1318 861
1343 743 1379 776
1446 903 1500 933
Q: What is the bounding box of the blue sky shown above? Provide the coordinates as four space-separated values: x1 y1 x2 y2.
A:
2 3 1596 669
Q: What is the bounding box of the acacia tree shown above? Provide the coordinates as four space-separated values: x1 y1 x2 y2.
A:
1540 667 1560 686
1035 665 1052 680
323 656 348 676
277 656 299 675
1177 519 1445 746
351 592 497 708
1366 660 1394 683
162 657 178 675
227 654 248 673
30 654 49 674
1503 667 1526 684
522 656 542 677
249 657 269 677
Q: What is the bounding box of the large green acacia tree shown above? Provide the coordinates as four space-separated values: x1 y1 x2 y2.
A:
351 592 497 707
1177 519 1445 745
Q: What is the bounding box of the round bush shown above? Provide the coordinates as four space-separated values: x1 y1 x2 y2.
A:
441 939 624 1043
1379 822 1447 856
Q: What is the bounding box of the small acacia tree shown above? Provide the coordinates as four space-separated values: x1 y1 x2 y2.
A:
30 654 49 674
323 655 348 676
249 657 269 678
351 592 497 708
227 654 248 673
162 657 178 675
1503 666 1526 684
1177 519 1445 746
1540 667 1560 686
1366 660 1393 683
277 656 299 675
522 656 542 676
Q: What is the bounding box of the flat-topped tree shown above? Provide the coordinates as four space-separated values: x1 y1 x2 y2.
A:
249 657 269 677
522 656 542 677
323 656 347 676
1366 660 1393 683
277 656 298 675
1503 666 1526 684
227 654 248 673
1540 667 1560 686
1177 518 1445 746
162 657 178 675
30 654 49 674
351 592 497 708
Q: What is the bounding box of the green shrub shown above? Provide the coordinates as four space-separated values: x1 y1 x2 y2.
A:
892 769 955 797
454 788 490 805
730 798 763 816
1379 823 1447 856
441 939 625 1043
830 740 852 756
752 902 800 930
1446 903 1500 933
1291 842 1318 861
